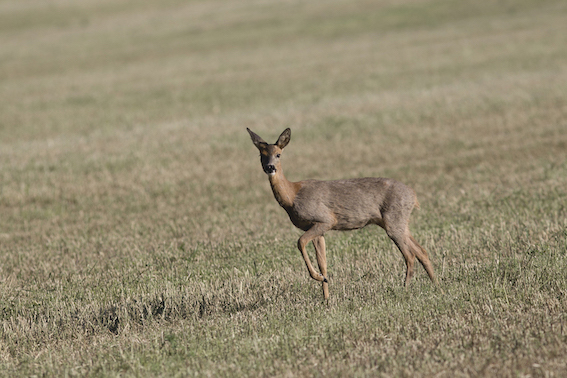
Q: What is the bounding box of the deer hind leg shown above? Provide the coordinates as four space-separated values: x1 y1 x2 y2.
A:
297 223 331 284
409 234 439 285
312 236 330 300
385 229 416 287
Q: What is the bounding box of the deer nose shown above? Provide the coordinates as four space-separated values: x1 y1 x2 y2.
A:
264 165 276 174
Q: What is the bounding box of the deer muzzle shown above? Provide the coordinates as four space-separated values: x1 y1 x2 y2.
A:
264 165 276 175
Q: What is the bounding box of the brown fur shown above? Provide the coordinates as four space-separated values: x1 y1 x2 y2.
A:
247 128 439 300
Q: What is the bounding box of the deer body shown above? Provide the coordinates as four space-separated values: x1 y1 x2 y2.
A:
248 128 438 300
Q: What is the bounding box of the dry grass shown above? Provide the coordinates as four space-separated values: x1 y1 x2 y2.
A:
1 0 567 376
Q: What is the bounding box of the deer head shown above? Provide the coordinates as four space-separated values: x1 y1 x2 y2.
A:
247 128 291 176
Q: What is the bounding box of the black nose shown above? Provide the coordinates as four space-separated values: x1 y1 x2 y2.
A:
264 165 276 174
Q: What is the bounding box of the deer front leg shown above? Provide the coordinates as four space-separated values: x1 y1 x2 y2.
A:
297 224 331 284
313 236 329 300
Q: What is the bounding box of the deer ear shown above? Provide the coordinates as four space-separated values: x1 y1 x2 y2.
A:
275 128 291 149
247 128 268 150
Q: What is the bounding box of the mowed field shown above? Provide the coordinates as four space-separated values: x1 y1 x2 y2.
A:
1 0 567 376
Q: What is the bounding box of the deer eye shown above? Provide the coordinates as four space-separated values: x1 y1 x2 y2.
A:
276 154 281 158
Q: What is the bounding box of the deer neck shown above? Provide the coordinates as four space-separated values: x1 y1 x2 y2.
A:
268 168 300 209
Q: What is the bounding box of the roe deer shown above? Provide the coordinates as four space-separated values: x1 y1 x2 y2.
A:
247 128 439 300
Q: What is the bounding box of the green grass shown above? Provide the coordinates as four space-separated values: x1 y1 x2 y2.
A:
1 0 567 376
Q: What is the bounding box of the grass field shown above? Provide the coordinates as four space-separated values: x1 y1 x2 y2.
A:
1 0 567 376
